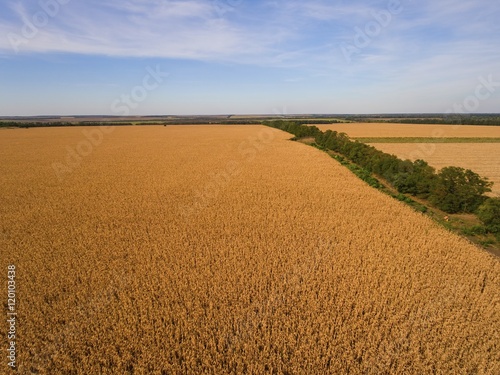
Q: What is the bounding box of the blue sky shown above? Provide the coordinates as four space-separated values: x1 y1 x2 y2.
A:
1 0 499 116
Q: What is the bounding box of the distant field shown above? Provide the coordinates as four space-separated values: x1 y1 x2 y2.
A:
356 137 500 143
315 123 500 138
370 143 500 196
311 123 500 196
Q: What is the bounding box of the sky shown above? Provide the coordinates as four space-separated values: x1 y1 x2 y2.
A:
0 0 499 116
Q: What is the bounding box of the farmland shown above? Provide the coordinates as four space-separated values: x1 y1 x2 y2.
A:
1 125 500 374
315 123 500 138
314 123 500 196
368 143 500 197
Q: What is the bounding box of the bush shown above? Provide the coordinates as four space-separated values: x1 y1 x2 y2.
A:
461 225 488 236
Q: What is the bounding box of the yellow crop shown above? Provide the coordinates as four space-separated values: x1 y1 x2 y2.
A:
0 125 499 374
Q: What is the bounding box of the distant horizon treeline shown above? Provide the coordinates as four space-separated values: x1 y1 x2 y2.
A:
347 114 500 125
2 113 500 127
0 121 136 128
385 118 500 126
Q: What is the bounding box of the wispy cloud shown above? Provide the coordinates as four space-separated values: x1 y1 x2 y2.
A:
0 0 280 60
1 0 499 69
1 0 499 115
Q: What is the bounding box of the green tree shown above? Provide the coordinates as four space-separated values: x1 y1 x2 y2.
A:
391 159 436 196
477 198 500 233
429 167 492 213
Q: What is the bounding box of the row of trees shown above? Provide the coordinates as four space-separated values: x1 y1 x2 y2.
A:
315 129 493 213
262 120 321 138
386 117 500 126
345 114 500 126
264 121 496 220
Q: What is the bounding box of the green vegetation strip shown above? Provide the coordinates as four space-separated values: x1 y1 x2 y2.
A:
354 137 500 143
263 120 500 252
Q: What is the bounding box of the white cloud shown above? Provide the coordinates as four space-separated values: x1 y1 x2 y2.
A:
2 0 498 73
0 0 280 60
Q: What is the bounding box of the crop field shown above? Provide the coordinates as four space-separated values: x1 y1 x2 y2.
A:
313 123 500 196
1 125 500 374
367 143 500 197
315 123 500 138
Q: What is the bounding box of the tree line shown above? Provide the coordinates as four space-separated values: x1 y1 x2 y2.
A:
344 114 500 126
386 117 500 126
263 120 499 238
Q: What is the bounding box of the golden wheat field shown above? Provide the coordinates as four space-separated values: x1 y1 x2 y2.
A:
315 123 500 138
1 125 500 374
368 143 500 197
